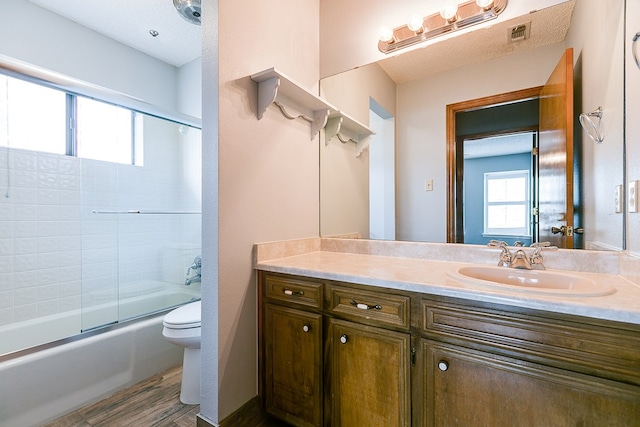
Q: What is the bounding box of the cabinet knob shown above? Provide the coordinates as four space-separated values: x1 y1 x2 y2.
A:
438 360 449 372
340 334 348 344
302 325 310 332
283 288 304 296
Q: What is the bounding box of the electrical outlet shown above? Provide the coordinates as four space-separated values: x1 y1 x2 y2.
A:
425 179 433 191
629 181 639 213
615 185 623 213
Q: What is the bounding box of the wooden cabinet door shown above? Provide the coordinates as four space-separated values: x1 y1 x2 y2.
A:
328 318 411 427
422 339 640 427
264 304 322 427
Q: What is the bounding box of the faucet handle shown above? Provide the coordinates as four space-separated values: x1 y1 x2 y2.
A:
531 241 552 248
488 240 511 267
529 243 557 270
530 242 558 254
488 240 509 248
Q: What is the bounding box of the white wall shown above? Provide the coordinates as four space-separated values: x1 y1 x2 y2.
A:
627 0 640 255
200 0 320 422
565 0 625 250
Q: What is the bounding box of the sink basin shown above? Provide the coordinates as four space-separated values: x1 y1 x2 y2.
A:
448 266 615 297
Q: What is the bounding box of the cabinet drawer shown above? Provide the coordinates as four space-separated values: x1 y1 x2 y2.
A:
327 284 410 329
264 274 323 309
422 299 640 384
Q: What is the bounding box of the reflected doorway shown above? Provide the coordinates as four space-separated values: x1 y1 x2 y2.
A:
446 87 541 245
463 132 537 246
369 98 396 240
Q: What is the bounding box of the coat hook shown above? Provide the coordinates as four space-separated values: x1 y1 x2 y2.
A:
579 106 604 144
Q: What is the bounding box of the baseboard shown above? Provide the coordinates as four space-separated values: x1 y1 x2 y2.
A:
197 396 265 427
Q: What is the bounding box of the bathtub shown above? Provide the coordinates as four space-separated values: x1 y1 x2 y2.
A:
0 288 200 427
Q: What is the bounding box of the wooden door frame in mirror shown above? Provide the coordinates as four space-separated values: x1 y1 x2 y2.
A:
446 86 543 243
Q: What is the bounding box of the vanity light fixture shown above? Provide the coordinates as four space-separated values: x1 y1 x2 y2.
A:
378 0 507 54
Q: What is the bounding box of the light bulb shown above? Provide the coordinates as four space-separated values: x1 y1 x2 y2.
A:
476 0 494 9
440 1 459 21
408 14 424 33
379 25 394 43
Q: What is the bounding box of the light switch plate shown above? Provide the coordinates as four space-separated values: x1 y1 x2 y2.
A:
425 179 433 191
629 181 639 213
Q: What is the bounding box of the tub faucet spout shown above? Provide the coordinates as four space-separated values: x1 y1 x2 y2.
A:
185 256 201 286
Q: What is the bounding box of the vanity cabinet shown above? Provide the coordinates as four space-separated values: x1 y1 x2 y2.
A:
327 320 411 426
259 271 640 427
259 272 413 426
261 274 324 426
422 340 640 426
263 304 322 426
420 298 640 426
325 282 412 426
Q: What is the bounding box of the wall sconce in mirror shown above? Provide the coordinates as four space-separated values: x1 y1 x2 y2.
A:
378 0 508 54
579 107 604 144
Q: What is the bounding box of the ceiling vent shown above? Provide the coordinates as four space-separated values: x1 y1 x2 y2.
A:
509 22 531 44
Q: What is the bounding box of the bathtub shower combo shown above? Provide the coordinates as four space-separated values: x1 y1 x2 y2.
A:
0 123 203 356
0 68 202 423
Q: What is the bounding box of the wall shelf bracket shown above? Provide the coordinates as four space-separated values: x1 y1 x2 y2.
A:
324 111 374 157
251 67 331 140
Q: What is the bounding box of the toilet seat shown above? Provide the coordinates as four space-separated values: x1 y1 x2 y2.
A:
163 300 201 329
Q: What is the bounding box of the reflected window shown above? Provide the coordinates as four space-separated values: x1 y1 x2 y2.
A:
484 170 530 236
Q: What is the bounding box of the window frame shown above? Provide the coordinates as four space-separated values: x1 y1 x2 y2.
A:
1 71 140 165
483 169 531 237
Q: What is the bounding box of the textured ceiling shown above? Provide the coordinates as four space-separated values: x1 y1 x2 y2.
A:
378 0 576 84
26 0 201 67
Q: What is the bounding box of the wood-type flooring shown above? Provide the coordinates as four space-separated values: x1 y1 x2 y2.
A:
44 365 289 427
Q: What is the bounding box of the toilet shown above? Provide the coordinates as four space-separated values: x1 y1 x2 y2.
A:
162 300 201 404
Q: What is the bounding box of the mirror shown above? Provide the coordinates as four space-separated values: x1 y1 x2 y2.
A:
320 0 625 251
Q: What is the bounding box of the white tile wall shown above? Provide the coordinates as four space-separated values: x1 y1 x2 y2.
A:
0 121 202 334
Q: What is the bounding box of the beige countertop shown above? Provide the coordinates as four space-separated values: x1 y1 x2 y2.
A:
255 240 640 326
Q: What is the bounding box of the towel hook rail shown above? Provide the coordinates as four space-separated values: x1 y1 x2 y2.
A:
579 106 604 144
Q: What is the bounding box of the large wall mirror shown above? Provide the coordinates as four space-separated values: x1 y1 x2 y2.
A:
320 0 626 251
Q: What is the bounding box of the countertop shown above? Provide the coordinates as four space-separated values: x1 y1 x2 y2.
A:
256 249 640 326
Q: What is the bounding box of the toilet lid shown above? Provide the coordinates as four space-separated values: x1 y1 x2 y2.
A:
163 300 201 329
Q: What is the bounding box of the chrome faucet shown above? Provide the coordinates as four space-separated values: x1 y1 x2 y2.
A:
488 240 512 267
488 241 556 270
185 255 201 286
510 249 532 270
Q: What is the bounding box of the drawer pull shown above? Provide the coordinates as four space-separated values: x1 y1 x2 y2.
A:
438 360 449 372
349 299 382 310
302 325 310 333
283 289 304 296
340 334 349 344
